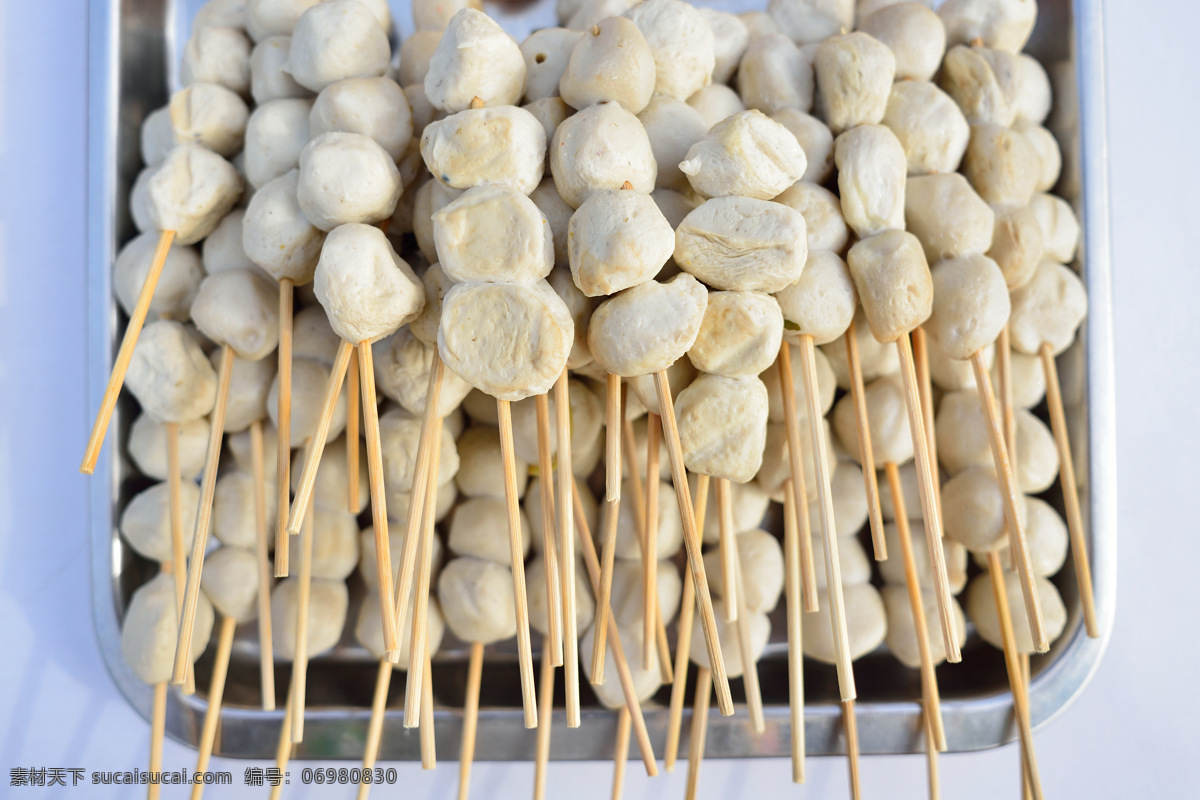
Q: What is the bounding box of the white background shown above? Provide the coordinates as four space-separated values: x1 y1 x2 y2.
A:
2 0 1199 797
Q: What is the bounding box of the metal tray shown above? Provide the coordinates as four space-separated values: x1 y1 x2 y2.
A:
87 0 1116 760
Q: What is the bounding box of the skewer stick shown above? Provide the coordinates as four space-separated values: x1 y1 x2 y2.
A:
998 328 1016 458
664 473 710 771
885 462 946 751
843 699 863 800
82 229 176 474
843 320 887 560
357 660 392 800
147 680 168 800
572 479 658 776
1039 342 1098 637
911 328 942 516
534 638 555 800
643 413 661 667
592 375 622 679
346 348 361 512
275 277 294 577
924 705 941 800
970 353 1047 651
172 345 234 685
776 343 819 611
249 419 275 710
165 423 195 694
391 353 445 653
895 333 961 662
684 668 711 800
985 551 1045 800
1020 654 1032 800
498 398 539 728
799 334 856 701
732 542 764 733
191 615 237 800
358 342 401 659
457 641 485 800
611 707 631 800
716 479 737 623
290 492 315 744
554 371 581 728
782 481 806 783
591 483 620 683
269 683 295 800
654 371 734 716
535 394 565 666
606 374 622 503
421 637 436 769
286 340 353 536
404 413 442 726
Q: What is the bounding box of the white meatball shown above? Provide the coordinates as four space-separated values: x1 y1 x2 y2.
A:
905 174 995 263
126 320 217 423
882 585 966 669
882 81 970 176
202 547 260 622
938 45 1017 129
550 101 657 209
835 124 907 239
241 170 324 284
587 274 707 377
627 359 697 419
291 304 341 364
243 98 312 189
942 466 1022 552
607 558 681 628
809 531 872 588
694 476 771 545
832 374 912 466
1014 408 1060 494
298 132 402 231
409 263 453 347
271 576 349 660
269 356 347 447
966 571 1066 655
455 425 530 500
250 36 311 104
739 11 779 40
624 0 715 101
703 529 783 615
387 480 458 528
289 437 367 514
813 461 870 538
422 107 545 196
413 0 481 31
598 476 683 561
147 145 244 244
448 496 532 566
676 374 769 483
926 254 1010 360
140 107 175 168
508 377 604 464
773 110 833 184
439 280 573 401
1018 123 1062 193
1008 261 1087 356
217 350 277 432
525 475 598 551
565 0 638 32
675 196 807 293
522 100 572 169
310 78 412 163
688 292 783 378
130 165 157 233
432 186 552 285
212 470 271 549
813 32 895 134
424 9 525 113
638 97 709 193
679 110 806 201
182 25 252 96
763 339 837 422
846 230 933 342
286 1 389 93
398 31 441 87
773 182 848 254
195 0 250 30
773 245 856 348
548 265 598 368
963 123 1039 207
226 421 279 484
245 0 320 41
122 573 215 685
767 0 853 45
927 334 992 391
568 189 674 297
988 203 1044 289
191 269 280 360
356 590 446 668
582 621 662 707
1030 193 1080 264
1013 54 1052 125
737 34 815 116
559 17 655 114
697 8 748 85
114 232 203 321
305 506 360 580
438 556 518 644
120 481 201 563
526 556 595 637
202 211 256 277
378 406 460 492
938 0 1037 53
802 583 886 664
858 3 944 81
314 223 424 343
128 413 209 481
168 83 249 158
1002 349 1047 409
372 327 472 418
686 85 747 130
879 518 969 594
520 28 582 102
979 495 1068 578
359 522 445 590
689 599 770 678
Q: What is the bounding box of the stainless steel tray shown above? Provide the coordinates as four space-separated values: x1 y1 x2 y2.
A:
87 0 1116 760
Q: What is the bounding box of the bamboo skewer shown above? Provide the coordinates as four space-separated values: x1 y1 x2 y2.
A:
275 278 294 577
924 705 941 800
404 413 443 726
536 395 565 667
357 660 392 800
591 485 620 683
420 638 436 770
971 353 1048 651
885 462 947 751
776 343 819 611
1040 342 1098 638
782 480 806 783
1020 654 1032 800
554 371 581 728
534 638 556 800
606 375 622 503
249 419 275 710
611 707 632 800
986 551 1045 800
147 680 168 800
82 229 176 474
358 342 402 660
653 371 733 716
842 320 887 560
732 541 765 734
592 375 623 681
684 667 712 800
346 348 360 512
664 473 710 771
191 615 237 800
498 398 539 728
895 333 961 662
911 328 942 517
572 479 658 776
716 478 737 623
165 423 195 695
291 492 315 744
286 340 353 536
172 345 234 685
269 684 295 800
643 413 662 668
843 699 862 800
799 334 856 701
457 641 485 800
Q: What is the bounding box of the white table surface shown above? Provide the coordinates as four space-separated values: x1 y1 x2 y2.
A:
3 1 1199 797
